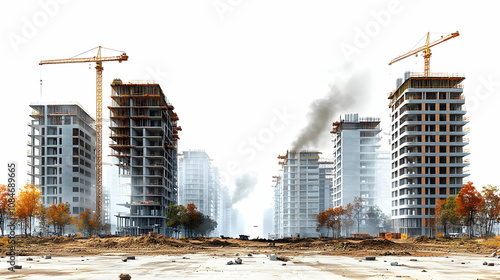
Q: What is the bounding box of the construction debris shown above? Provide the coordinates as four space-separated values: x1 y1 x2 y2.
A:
119 274 131 280
227 258 243 265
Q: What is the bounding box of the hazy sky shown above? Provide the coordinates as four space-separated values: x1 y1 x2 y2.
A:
1 0 499 236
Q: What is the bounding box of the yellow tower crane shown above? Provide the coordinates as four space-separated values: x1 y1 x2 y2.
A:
39 46 128 225
388 31 459 76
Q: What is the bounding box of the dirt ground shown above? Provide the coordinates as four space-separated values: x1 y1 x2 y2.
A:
2 235 499 259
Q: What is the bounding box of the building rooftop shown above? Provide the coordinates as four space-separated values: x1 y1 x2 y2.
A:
388 72 465 103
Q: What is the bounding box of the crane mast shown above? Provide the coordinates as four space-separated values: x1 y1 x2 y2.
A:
39 46 128 226
389 31 459 76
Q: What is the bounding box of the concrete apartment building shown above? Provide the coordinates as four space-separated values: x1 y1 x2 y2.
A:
109 79 180 236
218 184 233 236
272 175 282 238
178 150 213 217
389 72 469 236
331 114 391 213
274 151 333 238
178 151 232 236
28 103 96 215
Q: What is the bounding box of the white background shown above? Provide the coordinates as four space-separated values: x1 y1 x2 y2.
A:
1 0 499 236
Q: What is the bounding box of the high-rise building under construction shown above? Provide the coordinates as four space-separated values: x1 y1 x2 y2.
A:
109 79 180 236
389 72 469 236
331 114 391 234
28 103 96 215
274 151 333 238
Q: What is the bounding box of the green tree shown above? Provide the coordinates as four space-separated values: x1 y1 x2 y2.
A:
364 206 387 235
435 195 459 236
166 203 187 236
195 214 217 236
166 203 217 237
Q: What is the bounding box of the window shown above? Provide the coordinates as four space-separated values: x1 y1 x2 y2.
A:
73 197 79 202
73 187 79 192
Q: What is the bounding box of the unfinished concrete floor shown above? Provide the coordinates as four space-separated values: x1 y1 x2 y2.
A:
1 253 499 279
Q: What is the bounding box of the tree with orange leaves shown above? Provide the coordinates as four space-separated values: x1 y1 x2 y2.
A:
0 185 10 236
480 185 500 236
456 182 484 238
15 184 43 236
329 206 344 238
316 210 330 237
317 206 344 238
435 195 459 236
77 209 100 236
47 203 75 235
185 203 201 237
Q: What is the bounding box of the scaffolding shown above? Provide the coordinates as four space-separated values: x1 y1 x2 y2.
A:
109 80 179 236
